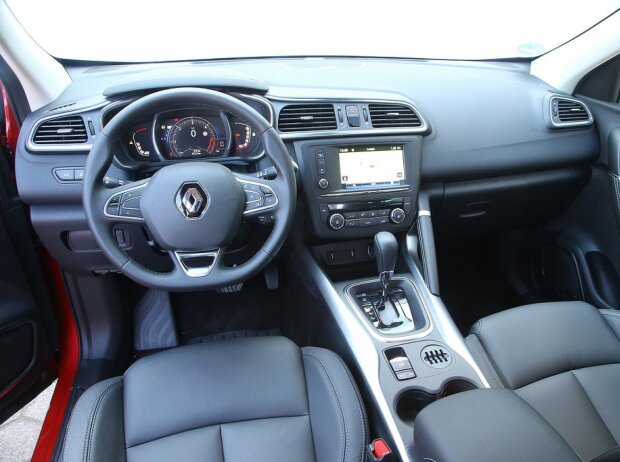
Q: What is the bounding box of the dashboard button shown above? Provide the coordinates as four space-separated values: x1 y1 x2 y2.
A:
316 149 325 159
378 209 390 217
390 208 406 224
318 178 329 189
329 214 345 230
360 218 378 227
319 205 329 222
378 217 389 225
344 212 358 219
74 169 85 181
317 158 326 175
345 105 361 127
345 219 357 227
54 169 75 182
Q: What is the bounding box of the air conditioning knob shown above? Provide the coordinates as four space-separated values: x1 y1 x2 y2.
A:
329 213 345 230
390 208 406 224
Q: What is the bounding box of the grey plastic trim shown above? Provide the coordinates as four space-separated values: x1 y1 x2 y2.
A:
27 102 108 152
237 93 275 126
268 96 429 140
547 95 594 129
320 186 410 198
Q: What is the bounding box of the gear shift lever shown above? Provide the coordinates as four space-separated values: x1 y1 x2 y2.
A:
374 231 398 298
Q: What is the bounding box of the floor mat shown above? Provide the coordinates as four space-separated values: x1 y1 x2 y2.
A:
187 328 281 344
172 276 286 345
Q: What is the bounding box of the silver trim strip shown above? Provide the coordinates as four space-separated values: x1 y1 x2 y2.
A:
173 249 220 277
103 181 149 222
321 187 410 198
343 277 434 342
27 101 108 152
267 96 429 140
294 246 411 461
418 209 431 217
549 95 594 128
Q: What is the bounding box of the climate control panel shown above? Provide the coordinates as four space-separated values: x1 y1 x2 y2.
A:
320 197 412 231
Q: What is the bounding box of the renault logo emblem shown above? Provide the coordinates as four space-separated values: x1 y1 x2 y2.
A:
176 183 208 219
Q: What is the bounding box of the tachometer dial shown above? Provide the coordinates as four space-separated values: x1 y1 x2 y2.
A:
232 119 260 156
168 117 218 158
127 123 157 161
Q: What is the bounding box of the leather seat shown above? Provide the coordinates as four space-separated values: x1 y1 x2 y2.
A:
466 301 620 462
62 337 368 462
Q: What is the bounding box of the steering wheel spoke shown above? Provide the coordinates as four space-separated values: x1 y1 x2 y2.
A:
169 248 222 278
235 174 280 219
101 180 149 224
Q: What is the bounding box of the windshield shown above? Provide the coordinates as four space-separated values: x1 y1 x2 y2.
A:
6 0 620 62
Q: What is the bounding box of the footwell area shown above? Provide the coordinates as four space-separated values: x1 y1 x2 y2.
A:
436 235 527 335
172 275 287 345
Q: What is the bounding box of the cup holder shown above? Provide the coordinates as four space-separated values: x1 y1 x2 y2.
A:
395 379 478 426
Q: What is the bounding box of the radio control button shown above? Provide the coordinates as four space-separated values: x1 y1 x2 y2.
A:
390 208 406 224
329 214 345 230
318 178 329 189
319 205 330 222
317 158 326 175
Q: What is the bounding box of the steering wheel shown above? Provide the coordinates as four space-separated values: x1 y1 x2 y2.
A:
83 88 296 291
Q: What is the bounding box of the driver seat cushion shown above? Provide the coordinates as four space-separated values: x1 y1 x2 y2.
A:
62 337 368 462
466 302 620 462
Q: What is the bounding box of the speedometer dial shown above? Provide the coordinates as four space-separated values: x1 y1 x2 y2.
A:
168 117 218 158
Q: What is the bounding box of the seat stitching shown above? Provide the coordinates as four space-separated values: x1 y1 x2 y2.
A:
601 312 620 341
326 349 368 462
303 352 347 462
513 392 585 462
469 335 505 388
126 414 311 449
83 378 123 462
571 370 619 446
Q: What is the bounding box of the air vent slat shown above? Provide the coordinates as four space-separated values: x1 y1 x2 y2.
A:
33 116 88 144
369 103 422 128
550 97 592 128
278 104 337 132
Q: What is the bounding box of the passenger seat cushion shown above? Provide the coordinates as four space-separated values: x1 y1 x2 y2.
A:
468 302 620 389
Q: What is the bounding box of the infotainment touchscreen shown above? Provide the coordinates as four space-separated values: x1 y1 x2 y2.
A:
338 145 405 190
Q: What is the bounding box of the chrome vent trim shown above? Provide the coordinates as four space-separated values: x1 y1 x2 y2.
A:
278 104 337 132
549 96 593 128
32 116 87 144
369 103 422 128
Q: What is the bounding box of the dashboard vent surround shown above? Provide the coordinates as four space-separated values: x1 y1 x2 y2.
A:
33 116 88 144
278 104 337 132
369 103 422 128
550 97 592 128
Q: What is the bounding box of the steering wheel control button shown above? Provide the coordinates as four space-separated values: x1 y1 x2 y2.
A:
390 208 406 224
106 203 120 216
318 178 329 189
329 213 345 230
244 190 262 202
122 196 141 210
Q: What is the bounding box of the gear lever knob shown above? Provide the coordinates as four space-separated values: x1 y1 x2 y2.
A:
374 231 398 293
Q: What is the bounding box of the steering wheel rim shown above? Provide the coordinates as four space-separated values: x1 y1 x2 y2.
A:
83 88 296 291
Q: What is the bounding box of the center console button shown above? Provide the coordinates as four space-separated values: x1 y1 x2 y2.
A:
319 205 329 222
378 209 390 217
329 213 345 230
390 208 406 224
395 369 416 381
360 218 378 227
377 217 389 225
317 158 326 175
345 219 357 227
389 356 413 372
344 212 358 219
318 178 329 189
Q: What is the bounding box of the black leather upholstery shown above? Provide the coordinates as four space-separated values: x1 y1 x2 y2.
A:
415 388 582 462
467 302 620 462
63 337 368 462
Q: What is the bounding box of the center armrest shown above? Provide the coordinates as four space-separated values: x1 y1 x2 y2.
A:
413 388 580 462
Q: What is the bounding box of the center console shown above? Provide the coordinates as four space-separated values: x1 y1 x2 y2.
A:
294 136 422 238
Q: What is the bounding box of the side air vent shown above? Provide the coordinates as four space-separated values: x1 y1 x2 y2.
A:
33 116 88 144
549 96 593 128
278 104 337 132
369 103 422 128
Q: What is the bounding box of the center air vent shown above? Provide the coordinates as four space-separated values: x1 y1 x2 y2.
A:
420 345 452 369
33 116 88 144
369 103 422 128
278 104 337 132
549 96 592 128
